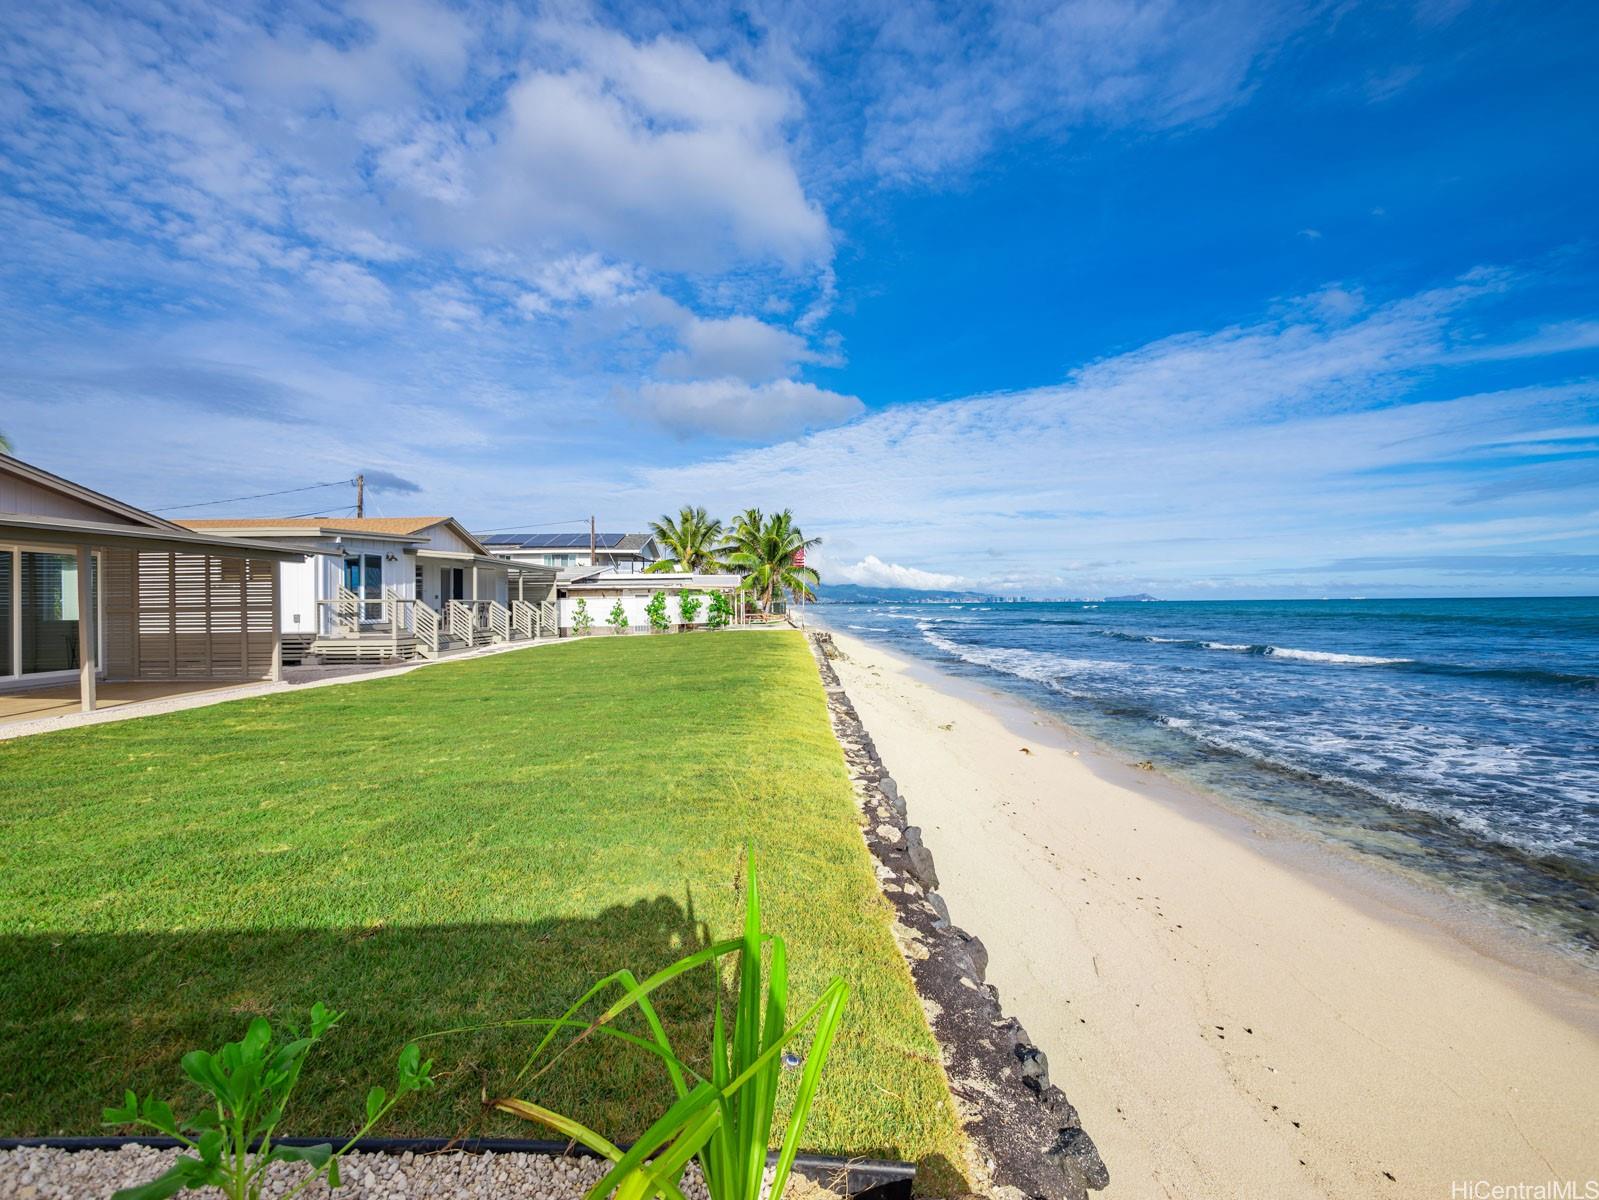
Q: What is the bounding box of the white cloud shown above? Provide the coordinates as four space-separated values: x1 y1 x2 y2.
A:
824 0 1311 181
637 377 864 440
830 555 969 591
658 315 823 383
626 276 1599 593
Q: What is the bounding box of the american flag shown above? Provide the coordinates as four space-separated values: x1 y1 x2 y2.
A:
794 546 805 568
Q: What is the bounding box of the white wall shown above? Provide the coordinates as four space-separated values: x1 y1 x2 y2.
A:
273 538 415 634
559 588 721 633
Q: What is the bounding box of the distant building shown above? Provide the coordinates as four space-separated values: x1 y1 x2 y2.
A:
481 532 661 573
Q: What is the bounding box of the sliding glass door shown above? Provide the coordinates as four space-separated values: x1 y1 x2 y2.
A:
0 547 98 680
0 551 10 677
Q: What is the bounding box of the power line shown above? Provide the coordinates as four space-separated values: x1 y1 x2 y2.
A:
469 517 593 534
155 478 356 513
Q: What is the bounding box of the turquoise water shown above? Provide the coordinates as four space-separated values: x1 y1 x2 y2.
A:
822 597 1599 959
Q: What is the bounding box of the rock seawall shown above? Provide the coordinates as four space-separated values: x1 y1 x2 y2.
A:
808 632 1108 1200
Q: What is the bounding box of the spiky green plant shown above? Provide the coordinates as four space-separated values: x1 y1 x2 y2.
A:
443 853 847 1200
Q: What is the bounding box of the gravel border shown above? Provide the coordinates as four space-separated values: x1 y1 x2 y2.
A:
0 1143 708 1200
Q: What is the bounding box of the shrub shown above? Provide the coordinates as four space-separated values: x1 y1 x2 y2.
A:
572 598 593 636
645 591 670 633
607 599 629 634
103 1004 433 1200
677 591 704 627
477 853 847 1200
707 591 733 629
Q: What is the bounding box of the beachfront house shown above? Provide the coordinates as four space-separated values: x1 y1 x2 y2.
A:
556 569 746 635
179 517 556 664
0 453 303 714
482 532 661 573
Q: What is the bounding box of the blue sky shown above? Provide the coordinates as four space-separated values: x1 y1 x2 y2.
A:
1 0 1596 597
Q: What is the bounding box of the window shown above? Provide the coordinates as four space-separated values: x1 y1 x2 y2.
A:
0 551 10 676
20 550 90 674
343 553 383 621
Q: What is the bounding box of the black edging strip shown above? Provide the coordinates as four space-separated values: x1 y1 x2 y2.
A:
0 1137 914 1200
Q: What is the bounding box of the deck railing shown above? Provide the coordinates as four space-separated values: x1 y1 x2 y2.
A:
445 600 472 645
487 601 511 643
541 599 558 636
510 599 534 638
316 584 363 635
411 597 441 655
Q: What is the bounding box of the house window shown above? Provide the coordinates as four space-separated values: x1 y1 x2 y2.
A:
15 550 93 675
415 563 424 603
343 553 383 622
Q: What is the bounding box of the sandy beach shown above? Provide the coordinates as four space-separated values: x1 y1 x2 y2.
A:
820 627 1599 1200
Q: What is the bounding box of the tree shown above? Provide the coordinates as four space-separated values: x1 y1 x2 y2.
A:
725 509 820 614
607 598 629 634
707 591 733 629
0 429 11 454
645 590 669 633
572 598 593 636
677 591 703 627
647 506 726 573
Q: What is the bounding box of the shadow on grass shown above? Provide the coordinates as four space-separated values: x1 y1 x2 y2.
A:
1 895 726 1145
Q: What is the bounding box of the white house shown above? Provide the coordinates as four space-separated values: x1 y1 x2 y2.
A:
556 569 746 635
180 517 555 663
482 532 661 573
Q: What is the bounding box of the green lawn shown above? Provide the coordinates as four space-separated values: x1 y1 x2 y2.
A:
0 631 967 1188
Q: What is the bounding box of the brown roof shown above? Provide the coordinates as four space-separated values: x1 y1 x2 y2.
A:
180 517 452 535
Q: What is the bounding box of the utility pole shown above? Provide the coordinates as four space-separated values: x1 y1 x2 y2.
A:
355 474 365 518
589 515 597 567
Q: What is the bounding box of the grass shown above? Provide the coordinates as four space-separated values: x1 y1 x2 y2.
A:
0 631 968 1189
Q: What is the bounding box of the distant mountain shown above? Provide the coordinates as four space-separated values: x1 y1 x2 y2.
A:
814 583 1000 604
1105 593 1160 602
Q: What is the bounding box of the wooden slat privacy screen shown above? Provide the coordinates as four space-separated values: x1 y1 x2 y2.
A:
103 549 277 680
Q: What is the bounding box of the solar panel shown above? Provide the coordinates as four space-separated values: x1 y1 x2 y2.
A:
481 532 630 549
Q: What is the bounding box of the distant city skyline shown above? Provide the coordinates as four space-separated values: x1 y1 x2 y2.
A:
1 0 1596 598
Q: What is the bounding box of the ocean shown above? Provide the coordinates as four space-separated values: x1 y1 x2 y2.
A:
820 596 1599 960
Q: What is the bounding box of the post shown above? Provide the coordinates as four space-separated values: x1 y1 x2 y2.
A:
77 544 96 712
355 473 365 518
590 515 596 567
268 561 283 682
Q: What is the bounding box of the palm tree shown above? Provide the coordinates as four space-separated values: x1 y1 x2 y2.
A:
647 505 727 573
0 429 11 454
725 509 820 613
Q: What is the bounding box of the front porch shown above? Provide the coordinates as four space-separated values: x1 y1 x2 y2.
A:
0 514 303 715
0 678 247 727
306 561 559 664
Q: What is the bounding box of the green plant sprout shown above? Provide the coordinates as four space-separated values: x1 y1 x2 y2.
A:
103 1004 433 1200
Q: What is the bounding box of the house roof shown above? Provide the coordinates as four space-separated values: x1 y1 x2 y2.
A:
2 452 188 533
180 515 493 557
483 532 625 549
1 455 303 561
184 517 450 535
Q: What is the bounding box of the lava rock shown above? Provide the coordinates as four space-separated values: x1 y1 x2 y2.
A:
960 933 989 980
1015 1043 1050 1092
906 844 940 890
1047 1127 1110 1191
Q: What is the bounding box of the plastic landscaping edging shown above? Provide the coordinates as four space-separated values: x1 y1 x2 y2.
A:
0 1136 916 1200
